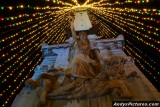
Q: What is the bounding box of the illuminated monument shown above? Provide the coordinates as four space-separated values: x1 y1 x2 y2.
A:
11 8 158 107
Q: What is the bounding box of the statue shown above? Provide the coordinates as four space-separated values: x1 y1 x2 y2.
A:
25 15 134 106
25 55 134 105
68 15 102 78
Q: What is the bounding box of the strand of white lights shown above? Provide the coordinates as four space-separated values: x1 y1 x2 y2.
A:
52 0 74 7
72 0 80 6
83 0 91 6
90 0 108 7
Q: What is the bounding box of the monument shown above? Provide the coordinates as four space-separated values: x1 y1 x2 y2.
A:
11 8 157 107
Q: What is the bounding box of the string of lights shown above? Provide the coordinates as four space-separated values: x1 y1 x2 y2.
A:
0 4 71 106
88 0 160 92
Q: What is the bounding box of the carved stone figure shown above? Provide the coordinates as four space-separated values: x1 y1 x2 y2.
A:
24 16 133 106
25 55 134 105
68 16 102 78
25 71 131 104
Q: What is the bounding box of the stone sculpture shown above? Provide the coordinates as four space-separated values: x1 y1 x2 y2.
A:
24 15 134 106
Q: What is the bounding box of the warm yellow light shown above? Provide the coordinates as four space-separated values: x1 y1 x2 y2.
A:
146 0 149 2
8 6 13 10
82 0 90 6
20 5 24 8
72 0 80 6
152 9 157 11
